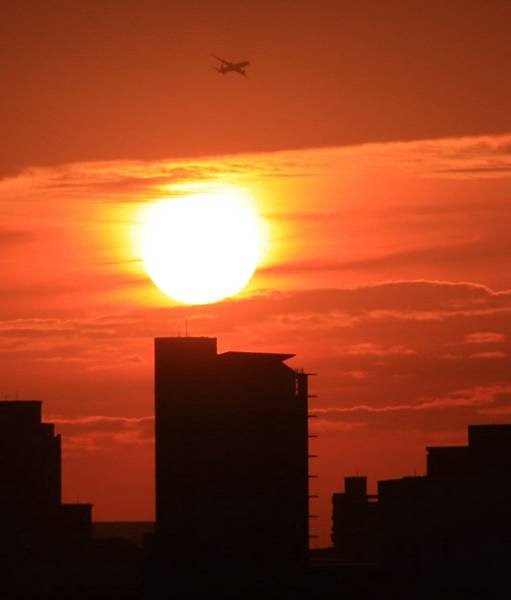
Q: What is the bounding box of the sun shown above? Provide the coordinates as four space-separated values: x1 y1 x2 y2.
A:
140 188 265 305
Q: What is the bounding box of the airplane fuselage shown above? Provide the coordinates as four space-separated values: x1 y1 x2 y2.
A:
218 64 246 76
213 56 249 77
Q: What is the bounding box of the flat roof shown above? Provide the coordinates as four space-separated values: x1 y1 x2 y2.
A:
219 351 295 362
426 445 468 452
0 400 42 406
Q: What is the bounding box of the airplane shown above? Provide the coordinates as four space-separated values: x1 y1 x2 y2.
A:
212 55 250 77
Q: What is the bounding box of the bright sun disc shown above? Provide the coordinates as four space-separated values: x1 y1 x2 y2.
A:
141 189 264 304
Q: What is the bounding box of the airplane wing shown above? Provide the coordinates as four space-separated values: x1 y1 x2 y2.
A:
235 61 250 68
212 54 231 66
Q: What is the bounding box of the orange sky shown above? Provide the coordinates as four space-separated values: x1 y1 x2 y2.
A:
2 1 511 547
2 1 511 177
2 135 511 545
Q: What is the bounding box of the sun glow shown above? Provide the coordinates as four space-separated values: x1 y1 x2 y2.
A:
140 187 266 305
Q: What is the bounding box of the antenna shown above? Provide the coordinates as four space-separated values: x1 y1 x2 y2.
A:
185 320 189 337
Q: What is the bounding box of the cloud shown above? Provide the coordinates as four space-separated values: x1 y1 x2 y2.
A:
469 351 507 359
0 270 149 306
1 279 511 358
464 332 506 344
3 132 511 319
314 385 511 433
5 131 511 200
50 415 154 452
5 151 311 203
1 279 510 441
25 163 217 200
261 236 511 275
342 370 371 380
1 132 511 456
345 343 416 357
250 280 511 318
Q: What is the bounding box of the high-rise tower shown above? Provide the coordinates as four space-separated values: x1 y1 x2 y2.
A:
154 337 309 580
0 400 92 550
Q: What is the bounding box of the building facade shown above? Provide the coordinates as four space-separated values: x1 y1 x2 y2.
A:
331 476 378 562
331 424 511 589
0 400 92 553
154 337 310 580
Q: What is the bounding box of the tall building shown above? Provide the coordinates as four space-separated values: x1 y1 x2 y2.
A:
0 400 92 552
154 337 310 581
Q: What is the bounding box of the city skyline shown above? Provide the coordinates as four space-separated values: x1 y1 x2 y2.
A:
2 1 511 549
5 388 511 596
332 423 511 589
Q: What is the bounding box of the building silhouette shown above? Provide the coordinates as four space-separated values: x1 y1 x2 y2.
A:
0 401 92 553
152 337 310 586
331 476 377 562
332 424 511 590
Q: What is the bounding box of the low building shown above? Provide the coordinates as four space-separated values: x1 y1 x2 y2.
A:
332 424 511 589
331 476 378 562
